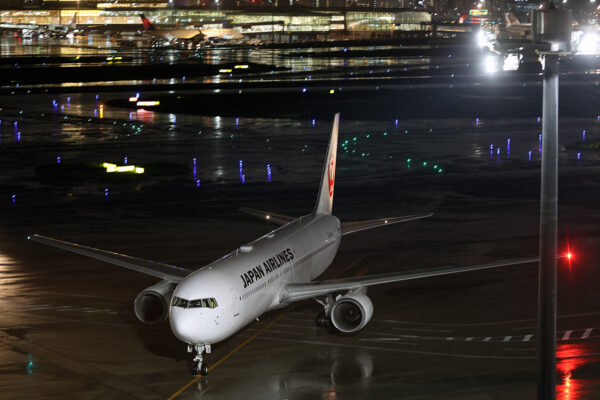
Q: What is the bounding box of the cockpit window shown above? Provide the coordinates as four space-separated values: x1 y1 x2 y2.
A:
188 299 204 308
189 298 218 309
171 296 218 309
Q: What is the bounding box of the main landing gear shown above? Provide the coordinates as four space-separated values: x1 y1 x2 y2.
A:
315 293 334 329
188 343 211 376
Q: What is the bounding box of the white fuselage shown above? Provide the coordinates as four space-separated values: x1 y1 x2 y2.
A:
152 29 203 41
169 214 341 345
496 24 532 41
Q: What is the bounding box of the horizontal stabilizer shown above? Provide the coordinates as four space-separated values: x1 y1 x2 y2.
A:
240 207 295 226
341 213 433 236
29 234 190 283
280 257 538 303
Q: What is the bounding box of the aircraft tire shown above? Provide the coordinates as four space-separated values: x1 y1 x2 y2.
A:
316 312 331 328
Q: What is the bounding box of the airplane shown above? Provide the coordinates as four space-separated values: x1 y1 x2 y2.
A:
30 113 541 377
139 14 205 45
139 14 244 46
495 13 532 42
0 13 79 39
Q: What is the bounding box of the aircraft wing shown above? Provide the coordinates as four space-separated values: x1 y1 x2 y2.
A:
280 257 538 303
29 234 191 283
240 207 295 226
341 213 433 236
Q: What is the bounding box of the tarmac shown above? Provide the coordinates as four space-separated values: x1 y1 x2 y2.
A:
1 90 600 399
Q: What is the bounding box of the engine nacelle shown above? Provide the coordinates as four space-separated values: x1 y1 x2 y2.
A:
330 289 373 334
134 280 176 324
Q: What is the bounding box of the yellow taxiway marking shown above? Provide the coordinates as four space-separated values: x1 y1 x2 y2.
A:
167 255 366 400
166 312 288 400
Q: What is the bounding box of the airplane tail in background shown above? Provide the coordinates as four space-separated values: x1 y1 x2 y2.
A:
69 12 77 27
314 113 340 216
140 14 156 31
505 13 520 27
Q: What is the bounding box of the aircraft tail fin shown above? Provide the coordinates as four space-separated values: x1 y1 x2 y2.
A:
505 13 520 27
313 113 340 216
70 12 77 27
140 14 155 31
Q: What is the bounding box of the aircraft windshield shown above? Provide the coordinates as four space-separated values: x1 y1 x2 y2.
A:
171 296 218 309
171 296 188 308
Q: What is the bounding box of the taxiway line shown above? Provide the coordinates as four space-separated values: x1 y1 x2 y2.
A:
167 311 290 400
167 255 367 399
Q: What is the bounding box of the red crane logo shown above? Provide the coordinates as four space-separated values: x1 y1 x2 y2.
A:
328 154 335 197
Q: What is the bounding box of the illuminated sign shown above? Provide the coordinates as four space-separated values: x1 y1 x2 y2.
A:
469 9 489 16
219 68 232 73
234 65 249 69
103 163 145 174
136 101 160 107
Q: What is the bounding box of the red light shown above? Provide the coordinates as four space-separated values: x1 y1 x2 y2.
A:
567 252 573 260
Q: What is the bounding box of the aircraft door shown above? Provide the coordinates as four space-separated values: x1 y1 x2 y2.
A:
230 288 240 317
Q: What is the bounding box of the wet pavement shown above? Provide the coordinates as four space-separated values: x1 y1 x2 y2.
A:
1 88 600 399
2 31 600 399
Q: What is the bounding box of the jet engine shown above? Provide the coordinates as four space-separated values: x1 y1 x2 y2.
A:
330 289 373 334
134 280 176 324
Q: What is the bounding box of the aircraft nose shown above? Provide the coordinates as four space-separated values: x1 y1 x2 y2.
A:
170 308 202 343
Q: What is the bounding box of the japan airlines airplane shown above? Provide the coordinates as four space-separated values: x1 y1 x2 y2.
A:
139 14 245 45
139 14 204 44
30 113 539 376
495 13 532 41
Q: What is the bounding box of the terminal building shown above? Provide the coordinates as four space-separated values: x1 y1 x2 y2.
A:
0 1 432 40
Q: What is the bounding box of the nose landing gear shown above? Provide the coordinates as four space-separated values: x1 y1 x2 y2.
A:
188 343 211 376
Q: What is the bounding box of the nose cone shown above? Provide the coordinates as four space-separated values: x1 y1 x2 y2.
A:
170 307 203 343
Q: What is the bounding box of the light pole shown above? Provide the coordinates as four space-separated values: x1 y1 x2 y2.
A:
531 5 571 400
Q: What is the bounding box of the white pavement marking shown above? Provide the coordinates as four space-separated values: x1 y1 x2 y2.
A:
248 335 535 360
522 335 533 342
503 336 512 342
446 337 454 341
391 326 454 333
465 337 473 342
483 337 492 342
582 328 593 339
360 338 419 346
561 330 573 341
